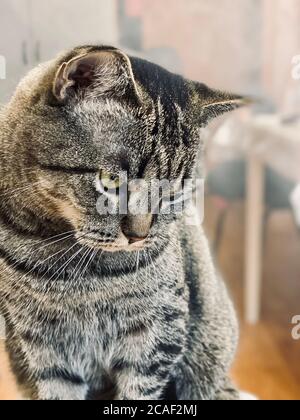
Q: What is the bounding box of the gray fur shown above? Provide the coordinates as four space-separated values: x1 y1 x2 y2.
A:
0 45 244 400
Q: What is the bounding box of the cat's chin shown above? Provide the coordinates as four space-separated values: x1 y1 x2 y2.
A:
101 245 145 253
98 243 147 253
76 237 147 253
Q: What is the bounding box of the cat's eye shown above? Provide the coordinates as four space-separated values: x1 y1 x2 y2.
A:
99 170 121 191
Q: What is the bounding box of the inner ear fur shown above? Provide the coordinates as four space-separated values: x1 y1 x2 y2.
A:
52 49 142 105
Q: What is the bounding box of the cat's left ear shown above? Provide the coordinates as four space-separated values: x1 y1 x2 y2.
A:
52 48 142 106
192 82 250 126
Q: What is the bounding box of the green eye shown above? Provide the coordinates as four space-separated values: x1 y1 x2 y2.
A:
99 170 121 190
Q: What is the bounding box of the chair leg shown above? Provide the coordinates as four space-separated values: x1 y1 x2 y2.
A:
263 208 271 252
245 155 265 324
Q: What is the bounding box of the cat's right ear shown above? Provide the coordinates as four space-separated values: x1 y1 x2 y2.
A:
52 49 142 106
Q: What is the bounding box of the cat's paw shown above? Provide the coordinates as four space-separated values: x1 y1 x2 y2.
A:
239 391 258 400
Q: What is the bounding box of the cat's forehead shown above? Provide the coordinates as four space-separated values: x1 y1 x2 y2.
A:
72 99 138 125
72 99 146 141
68 99 149 173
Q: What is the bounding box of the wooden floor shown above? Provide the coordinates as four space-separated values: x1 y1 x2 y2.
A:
205 200 300 400
1 200 300 400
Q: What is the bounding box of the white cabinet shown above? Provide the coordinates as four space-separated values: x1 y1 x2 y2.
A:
0 0 32 103
28 0 118 62
0 0 119 103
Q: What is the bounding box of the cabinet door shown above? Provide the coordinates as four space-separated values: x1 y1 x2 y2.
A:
29 0 119 64
0 0 31 103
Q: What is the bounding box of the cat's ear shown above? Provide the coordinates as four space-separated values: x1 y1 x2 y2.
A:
192 82 250 126
52 49 142 106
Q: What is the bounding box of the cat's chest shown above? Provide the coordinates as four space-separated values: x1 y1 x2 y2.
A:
57 298 168 380
48 289 161 347
56 279 185 340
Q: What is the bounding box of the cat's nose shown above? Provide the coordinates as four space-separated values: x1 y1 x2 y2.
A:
121 214 152 244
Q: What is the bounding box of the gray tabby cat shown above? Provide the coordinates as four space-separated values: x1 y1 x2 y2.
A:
0 45 245 400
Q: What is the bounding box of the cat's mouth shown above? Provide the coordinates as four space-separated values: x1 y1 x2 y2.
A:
76 233 148 253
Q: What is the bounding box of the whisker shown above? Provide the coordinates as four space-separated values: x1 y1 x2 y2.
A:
67 247 95 298
0 230 76 274
47 246 84 285
0 241 76 301
26 233 76 267
0 232 74 278
80 248 97 280
71 246 91 283
0 233 86 303
31 239 87 305
39 232 87 287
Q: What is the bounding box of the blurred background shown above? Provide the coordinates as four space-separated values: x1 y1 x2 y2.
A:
0 0 300 400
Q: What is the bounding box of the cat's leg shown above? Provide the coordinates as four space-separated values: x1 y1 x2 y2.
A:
170 281 239 400
176 224 240 401
171 283 239 401
35 374 89 400
112 327 183 400
173 287 239 401
215 381 257 400
214 378 240 401
113 360 175 401
6 335 89 400
112 345 176 400
174 361 239 401
16 364 89 400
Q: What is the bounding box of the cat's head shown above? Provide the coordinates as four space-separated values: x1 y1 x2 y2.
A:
1 45 247 252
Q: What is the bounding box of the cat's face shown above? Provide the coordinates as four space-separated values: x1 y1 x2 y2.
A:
2 46 245 253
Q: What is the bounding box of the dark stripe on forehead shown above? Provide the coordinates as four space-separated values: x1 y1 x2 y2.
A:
167 148 174 179
166 158 185 182
137 157 150 179
182 123 190 146
130 56 190 112
151 103 161 137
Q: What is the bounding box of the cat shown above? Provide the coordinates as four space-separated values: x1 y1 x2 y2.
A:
0 45 246 400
